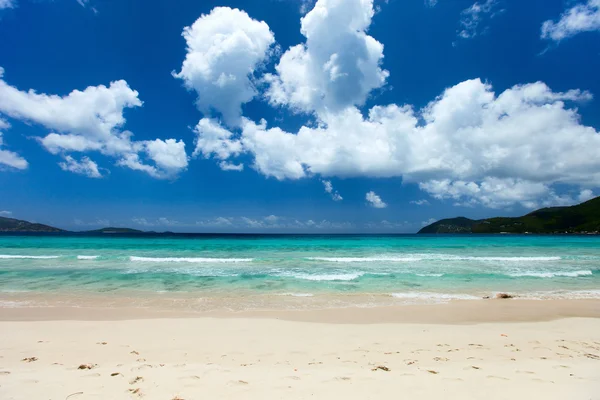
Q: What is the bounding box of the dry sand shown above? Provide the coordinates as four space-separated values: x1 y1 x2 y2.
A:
1 300 599 399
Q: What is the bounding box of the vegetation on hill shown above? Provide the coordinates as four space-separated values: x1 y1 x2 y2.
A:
0 216 63 232
418 196 600 234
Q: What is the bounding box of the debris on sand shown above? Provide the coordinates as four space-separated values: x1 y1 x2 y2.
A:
111 372 121 377
371 365 390 372
21 357 38 362
496 293 514 299
77 364 96 370
427 370 439 374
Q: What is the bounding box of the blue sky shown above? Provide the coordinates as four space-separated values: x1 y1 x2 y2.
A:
0 0 599 233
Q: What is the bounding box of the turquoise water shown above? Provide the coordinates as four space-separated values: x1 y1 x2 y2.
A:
0 235 599 308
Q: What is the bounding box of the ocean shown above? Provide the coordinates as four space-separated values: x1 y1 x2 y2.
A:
1 234 599 311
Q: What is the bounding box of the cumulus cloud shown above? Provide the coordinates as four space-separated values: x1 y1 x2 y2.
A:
173 7 275 127
578 189 596 202
457 0 503 39
410 199 430 206
58 155 102 178
179 2 600 209
0 0 15 9
200 77 600 208
322 179 343 201
421 218 437 227
264 0 388 115
541 0 600 42
0 118 28 170
366 191 387 208
0 68 188 178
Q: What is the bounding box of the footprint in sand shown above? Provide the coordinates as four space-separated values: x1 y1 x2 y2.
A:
335 376 351 381
0 371 11 375
516 370 536 375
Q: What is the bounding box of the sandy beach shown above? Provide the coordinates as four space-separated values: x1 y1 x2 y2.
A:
1 300 599 400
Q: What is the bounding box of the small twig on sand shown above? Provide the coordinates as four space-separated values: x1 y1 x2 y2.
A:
65 392 83 399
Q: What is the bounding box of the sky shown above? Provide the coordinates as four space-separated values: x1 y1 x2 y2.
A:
0 0 599 233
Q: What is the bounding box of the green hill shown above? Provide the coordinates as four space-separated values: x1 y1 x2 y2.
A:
0 216 63 232
418 196 600 234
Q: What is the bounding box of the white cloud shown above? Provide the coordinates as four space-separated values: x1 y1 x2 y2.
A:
0 118 28 170
142 139 188 176
322 179 343 201
425 0 438 7
410 199 430 206
366 191 387 208
201 78 600 208
0 210 12 216
0 68 188 178
131 217 153 227
578 189 596 202
193 118 244 160
196 217 234 227
58 155 102 178
219 161 244 171
0 0 15 10
173 7 275 127
457 0 503 39
421 218 437 227
541 0 600 42
264 0 388 115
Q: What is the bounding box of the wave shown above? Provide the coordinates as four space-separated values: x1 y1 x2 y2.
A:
77 255 99 260
278 293 315 297
391 292 480 301
129 256 253 263
307 256 421 262
307 254 562 262
507 270 593 278
416 273 445 277
291 272 364 281
0 255 60 259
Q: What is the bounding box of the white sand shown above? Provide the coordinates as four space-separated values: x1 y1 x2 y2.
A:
1 312 599 399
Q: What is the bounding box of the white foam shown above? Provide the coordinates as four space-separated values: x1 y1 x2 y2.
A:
307 256 422 262
528 290 600 300
307 255 561 262
508 270 593 278
77 255 99 260
278 293 315 297
129 256 253 263
0 300 31 308
416 273 445 277
0 255 60 259
292 273 364 281
391 292 480 303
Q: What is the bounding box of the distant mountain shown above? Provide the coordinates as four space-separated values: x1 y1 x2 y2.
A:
84 227 144 234
418 196 600 234
0 216 63 232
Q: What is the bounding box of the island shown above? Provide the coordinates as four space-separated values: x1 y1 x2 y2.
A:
0 216 64 233
419 196 600 234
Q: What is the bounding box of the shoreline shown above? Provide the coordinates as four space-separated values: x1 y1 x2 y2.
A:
1 299 599 324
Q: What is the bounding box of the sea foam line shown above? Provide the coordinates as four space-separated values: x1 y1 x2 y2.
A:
291 272 364 281
0 255 60 259
391 292 480 301
307 255 562 262
129 256 253 263
77 255 99 260
507 270 593 278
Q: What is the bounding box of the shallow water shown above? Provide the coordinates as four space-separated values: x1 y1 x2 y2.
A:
1 234 599 309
